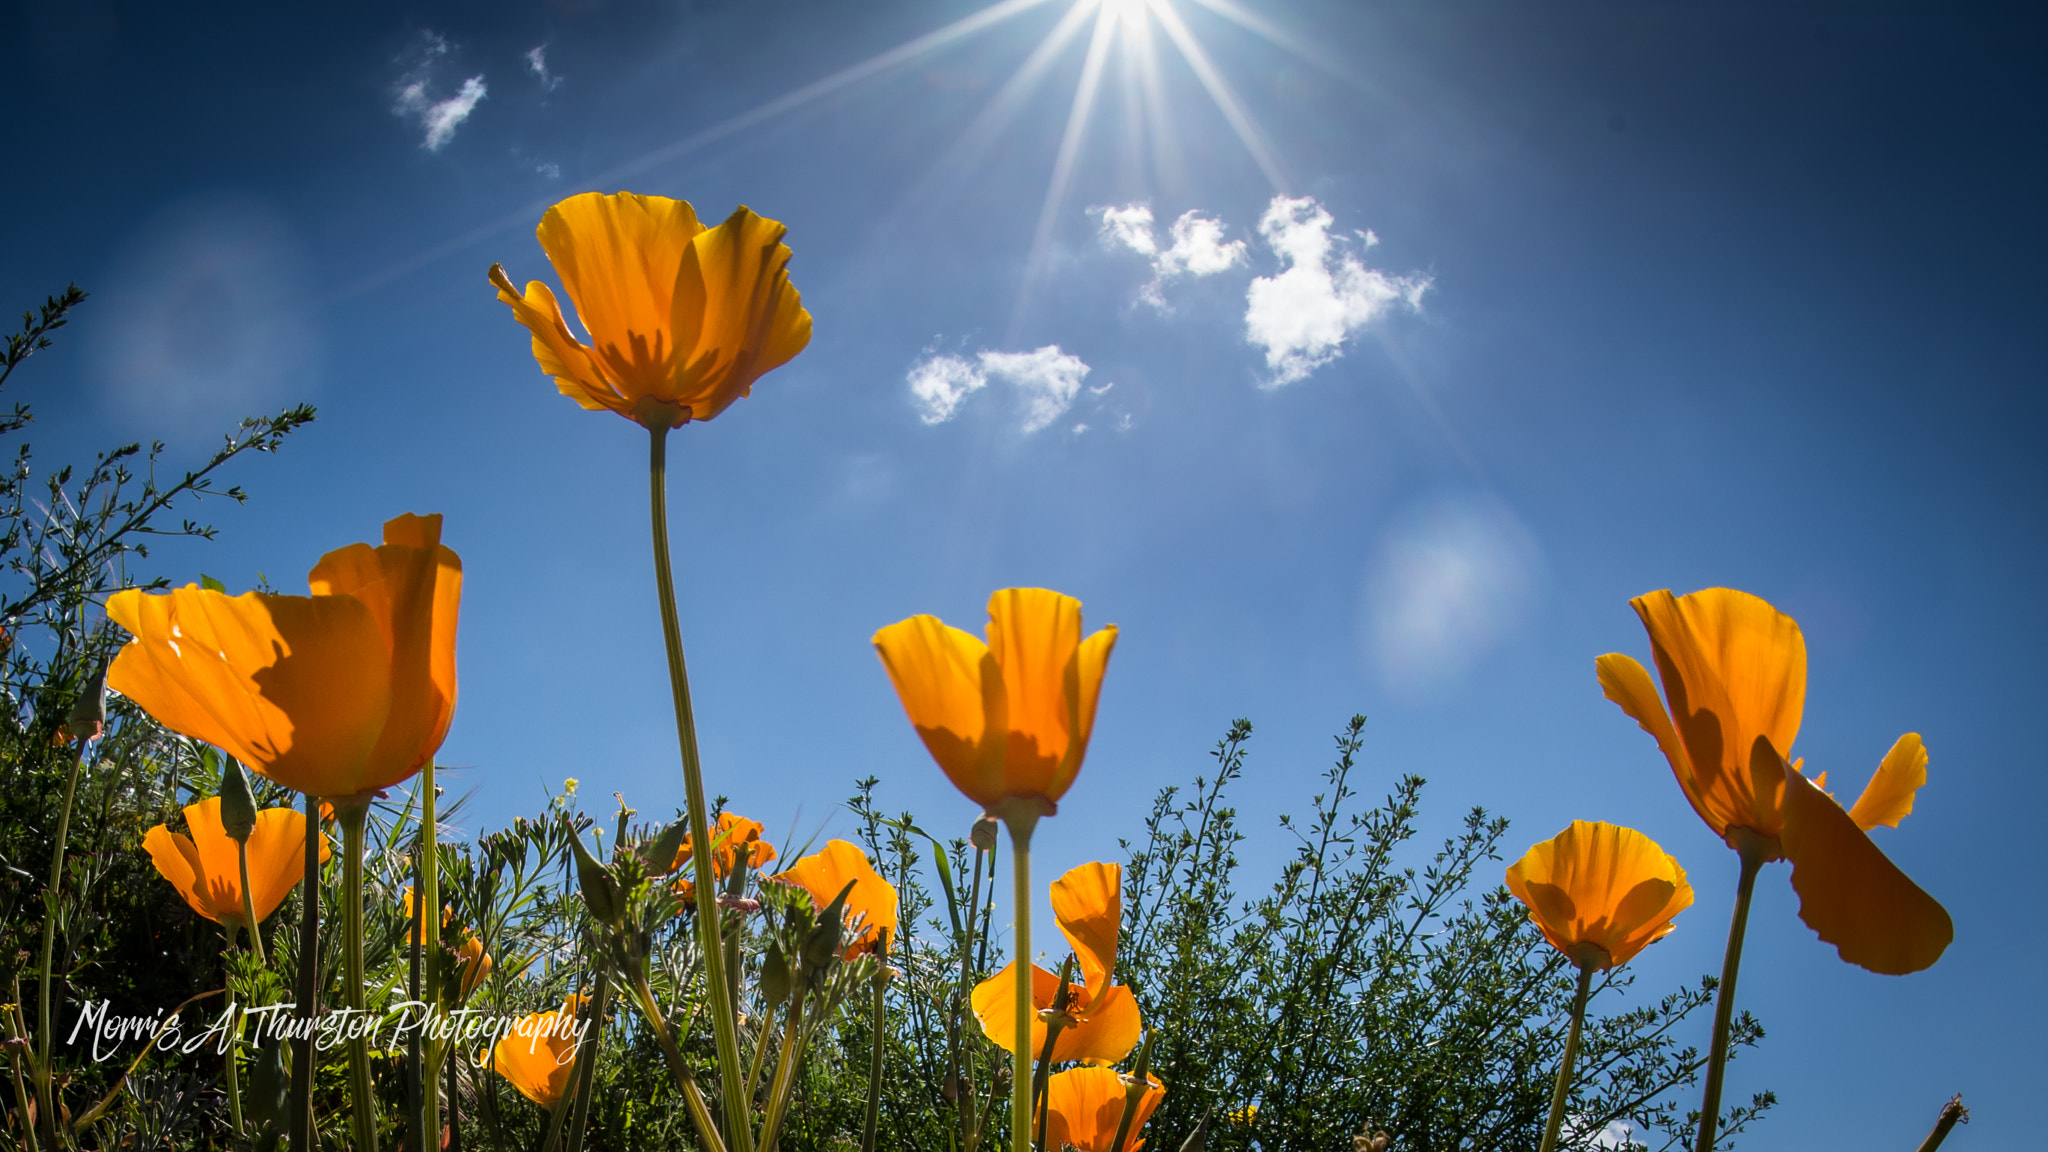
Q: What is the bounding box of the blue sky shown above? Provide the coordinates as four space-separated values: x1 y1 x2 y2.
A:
5 0 2044 1145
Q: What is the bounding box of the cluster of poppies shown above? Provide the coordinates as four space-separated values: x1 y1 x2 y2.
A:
110 188 1953 1152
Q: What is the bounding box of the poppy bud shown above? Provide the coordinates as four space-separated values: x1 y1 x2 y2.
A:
67 661 107 743
969 815 999 853
801 879 858 977
219 756 259 844
1180 1109 1211 1152
566 822 621 928
760 939 792 1008
642 817 690 878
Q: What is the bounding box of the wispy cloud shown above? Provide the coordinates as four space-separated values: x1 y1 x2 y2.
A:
1093 202 1247 307
392 31 487 152
526 45 561 92
906 345 1093 432
1245 196 1428 387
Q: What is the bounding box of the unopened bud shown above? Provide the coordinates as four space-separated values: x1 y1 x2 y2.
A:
642 817 690 877
969 815 999 853
566 821 621 927
66 662 107 743
760 940 792 1008
801 879 857 975
219 756 259 843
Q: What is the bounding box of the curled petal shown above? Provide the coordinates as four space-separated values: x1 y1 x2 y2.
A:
1051 861 1122 998
873 615 1006 807
1780 758 1952 975
1848 733 1928 832
488 266 621 415
1050 984 1141 1065
1597 652 1726 834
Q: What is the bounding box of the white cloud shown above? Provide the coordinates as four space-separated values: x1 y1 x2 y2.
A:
1093 202 1247 308
526 45 561 91
1245 196 1429 386
905 345 1093 433
391 31 487 152
907 353 986 425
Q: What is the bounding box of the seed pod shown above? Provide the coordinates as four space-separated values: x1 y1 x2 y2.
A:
969 815 999 853
566 821 621 927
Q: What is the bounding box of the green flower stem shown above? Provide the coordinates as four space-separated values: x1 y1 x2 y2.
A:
1106 1030 1156 1152
627 975 725 1152
1001 812 1040 1152
291 790 321 1152
338 803 380 1152
420 761 443 1148
952 844 988 1151
647 422 752 1152
755 985 810 1152
33 742 84 1149
238 839 267 966
1695 837 1768 1152
860 934 891 1152
544 967 611 1152
1538 961 1597 1152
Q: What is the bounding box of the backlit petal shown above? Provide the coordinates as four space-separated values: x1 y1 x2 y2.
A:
1059 624 1118 791
1505 821 1693 969
485 998 585 1107
1848 733 1927 832
1050 861 1121 997
776 839 900 956
1632 588 1805 836
538 192 704 400
670 206 812 420
1046 1066 1165 1152
1779 759 1952 975
144 825 223 925
873 615 1006 807
986 588 1084 801
1050 983 1141 1065
109 587 392 798
1596 652 1724 834
488 266 621 414
970 961 1063 1055
244 806 327 924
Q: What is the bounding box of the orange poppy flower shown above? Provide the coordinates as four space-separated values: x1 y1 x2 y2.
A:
774 839 899 957
106 514 462 801
972 862 1140 1064
1044 1066 1165 1152
1597 587 1952 974
143 797 330 930
481 996 588 1108
456 932 493 1000
873 588 1117 816
489 192 813 430
1505 821 1694 970
672 812 778 899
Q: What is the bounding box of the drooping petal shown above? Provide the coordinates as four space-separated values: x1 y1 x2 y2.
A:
775 839 899 957
144 825 225 925
1504 821 1694 969
1779 757 1952 975
109 586 393 799
873 614 1007 807
484 998 586 1107
1848 733 1927 832
309 513 462 793
244 806 327 925
1050 984 1141 1065
985 588 1085 801
1045 1066 1165 1152
1051 861 1122 998
1596 652 1724 833
488 266 621 415
670 206 813 420
538 192 705 401
1631 588 1806 836
970 960 1064 1055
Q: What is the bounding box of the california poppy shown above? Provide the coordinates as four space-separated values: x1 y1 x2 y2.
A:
1596 587 1951 974
1505 821 1693 971
971 862 1141 1065
107 514 462 802
455 933 493 1000
873 588 1117 817
1044 1066 1165 1152
482 996 588 1108
489 192 812 430
775 839 898 957
672 812 778 899
143 797 329 931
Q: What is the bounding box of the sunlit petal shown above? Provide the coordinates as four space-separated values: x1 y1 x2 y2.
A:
1779 758 1952 975
1848 733 1928 832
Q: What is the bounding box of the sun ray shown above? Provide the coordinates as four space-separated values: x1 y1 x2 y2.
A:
1146 0 1289 193
1182 0 1359 85
1009 0 1122 342
1126 10 1186 200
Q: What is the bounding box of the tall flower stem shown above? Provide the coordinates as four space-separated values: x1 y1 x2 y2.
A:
1695 836 1768 1152
238 841 267 967
861 932 891 1152
1538 961 1597 1152
1000 812 1040 1152
419 761 442 1147
337 802 380 1152
33 740 84 1149
291 790 321 1152
647 422 751 1151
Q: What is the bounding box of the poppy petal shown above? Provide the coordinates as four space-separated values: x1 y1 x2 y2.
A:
488 266 621 414
985 588 1084 801
1848 733 1927 832
144 825 221 924
670 206 812 419
775 840 899 956
873 615 1006 807
244 806 327 924
970 961 1063 1055
1050 862 1121 997
1596 652 1722 832
1045 1066 1164 1152
537 192 705 398
1050 983 1141 1065
1779 757 1952 975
